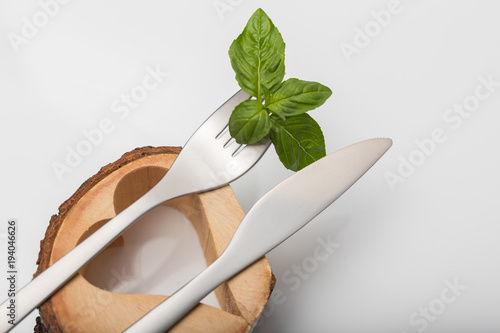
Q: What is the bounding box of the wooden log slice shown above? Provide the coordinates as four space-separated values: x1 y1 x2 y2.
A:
34 146 275 332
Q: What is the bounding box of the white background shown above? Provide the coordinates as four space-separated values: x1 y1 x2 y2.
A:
1 0 500 332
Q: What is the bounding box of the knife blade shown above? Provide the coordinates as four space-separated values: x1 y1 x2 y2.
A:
125 137 392 332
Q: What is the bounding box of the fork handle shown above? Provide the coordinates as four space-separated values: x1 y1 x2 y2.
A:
124 252 254 333
0 188 170 332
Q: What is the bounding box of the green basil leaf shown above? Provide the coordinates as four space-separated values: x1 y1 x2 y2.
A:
228 8 285 100
270 113 326 171
229 99 271 144
268 103 286 120
267 78 332 117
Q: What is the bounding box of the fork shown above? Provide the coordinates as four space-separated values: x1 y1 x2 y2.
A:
0 89 270 332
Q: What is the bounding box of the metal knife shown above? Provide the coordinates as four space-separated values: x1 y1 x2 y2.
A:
125 137 392 332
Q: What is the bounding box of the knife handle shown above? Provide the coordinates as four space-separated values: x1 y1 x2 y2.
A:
124 250 253 333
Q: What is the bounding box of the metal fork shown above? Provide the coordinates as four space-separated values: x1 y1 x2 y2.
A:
0 90 270 332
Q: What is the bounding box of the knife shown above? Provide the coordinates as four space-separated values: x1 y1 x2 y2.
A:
125 137 392 332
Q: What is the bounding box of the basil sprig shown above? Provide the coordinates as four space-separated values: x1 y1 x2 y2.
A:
228 8 332 171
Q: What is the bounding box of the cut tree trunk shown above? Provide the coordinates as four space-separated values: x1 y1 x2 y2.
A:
34 146 275 333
